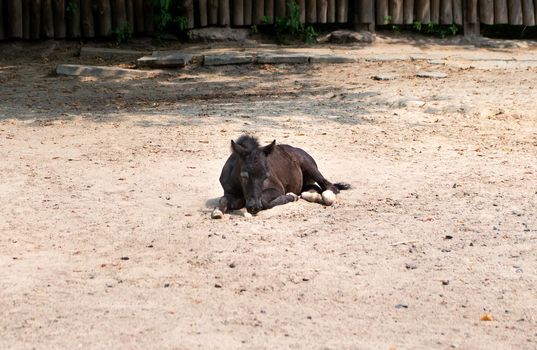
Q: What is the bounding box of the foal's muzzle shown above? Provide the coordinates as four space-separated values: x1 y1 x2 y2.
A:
246 200 262 215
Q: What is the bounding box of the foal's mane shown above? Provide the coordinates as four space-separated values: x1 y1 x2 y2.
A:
234 135 260 152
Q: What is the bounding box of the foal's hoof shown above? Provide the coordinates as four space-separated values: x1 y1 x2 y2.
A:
211 208 223 219
321 190 336 206
286 192 300 201
301 191 323 203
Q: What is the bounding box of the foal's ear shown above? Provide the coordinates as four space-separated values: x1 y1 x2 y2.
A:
231 140 249 158
262 140 276 155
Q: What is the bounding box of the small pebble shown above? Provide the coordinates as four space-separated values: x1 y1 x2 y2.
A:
373 74 397 81
405 262 417 270
120 256 129 260
164 283 170 288
416 71 448 79
395 304 409 309
442 280 450 285
214 283 222 288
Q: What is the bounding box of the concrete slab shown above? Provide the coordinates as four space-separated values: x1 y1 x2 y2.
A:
80 47 149 60
365 55 409 62
257 53 310 64
310 55 357 64
203 54 255 66
56 64 169 79
137 53 193 68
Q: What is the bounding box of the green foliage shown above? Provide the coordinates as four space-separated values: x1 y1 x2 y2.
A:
272 1 318 44
449 24 458 36
66 0 78 19
152 0 189 36
113 23 133 44
381 15 459 38
250 24 259 34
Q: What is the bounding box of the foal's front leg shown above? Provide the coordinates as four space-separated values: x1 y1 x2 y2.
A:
261 188 299 210
212 193 245 219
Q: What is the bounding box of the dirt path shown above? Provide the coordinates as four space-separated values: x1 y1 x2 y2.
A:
1 37 537 349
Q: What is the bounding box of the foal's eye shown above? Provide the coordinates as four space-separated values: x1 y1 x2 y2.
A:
240 171 249 179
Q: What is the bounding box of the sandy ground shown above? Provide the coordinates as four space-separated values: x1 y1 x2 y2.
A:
1 36 537 349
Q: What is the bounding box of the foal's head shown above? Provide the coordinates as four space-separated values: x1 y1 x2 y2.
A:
231 138 276 215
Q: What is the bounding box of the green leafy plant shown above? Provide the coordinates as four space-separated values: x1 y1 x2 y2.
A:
304 25 318 44
66 0 78 19
273 1 318 44
113 23 133 44
383 15 392 24
152 0 189 36
407 20 459 38
251 24 259 34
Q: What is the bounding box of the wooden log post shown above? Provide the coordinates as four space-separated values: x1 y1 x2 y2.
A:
53 0 66 38
275 0 285 17
463 0 479 36
534 0 537 25
296 0 305 21
112 0 127 29
126 0 134 32
97 0 112 36
219 0 230 25
80 0 94 37
252 0 264 24
7 0 23 38
199 0 208 26
318 0 328 23
0 0 4 40
494 0 508 23
244 0 252 24
440 0 452 24
30 0 41 39
42 0 54 38
376 0 389 24
142 0 153 33
430 0 439 23
264 0 273 22
209 0 219 24
508 0 523 25
133 0 144 33
522 0 535 25
479 0 493 24
184 0 194 28
404 0 414 24
23 0 31 39
415 0 430 23
306 0 316 22
452 0 462 24
327 0 335 21
390 0 403 23
355 0 374 30
336 0 347 22
233 0 244 25
67 0 82 38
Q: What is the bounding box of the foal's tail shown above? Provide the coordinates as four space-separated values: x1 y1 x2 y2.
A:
302 182 351 194
334 182 351 191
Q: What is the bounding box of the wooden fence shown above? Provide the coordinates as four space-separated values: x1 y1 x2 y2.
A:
0 0 534 41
